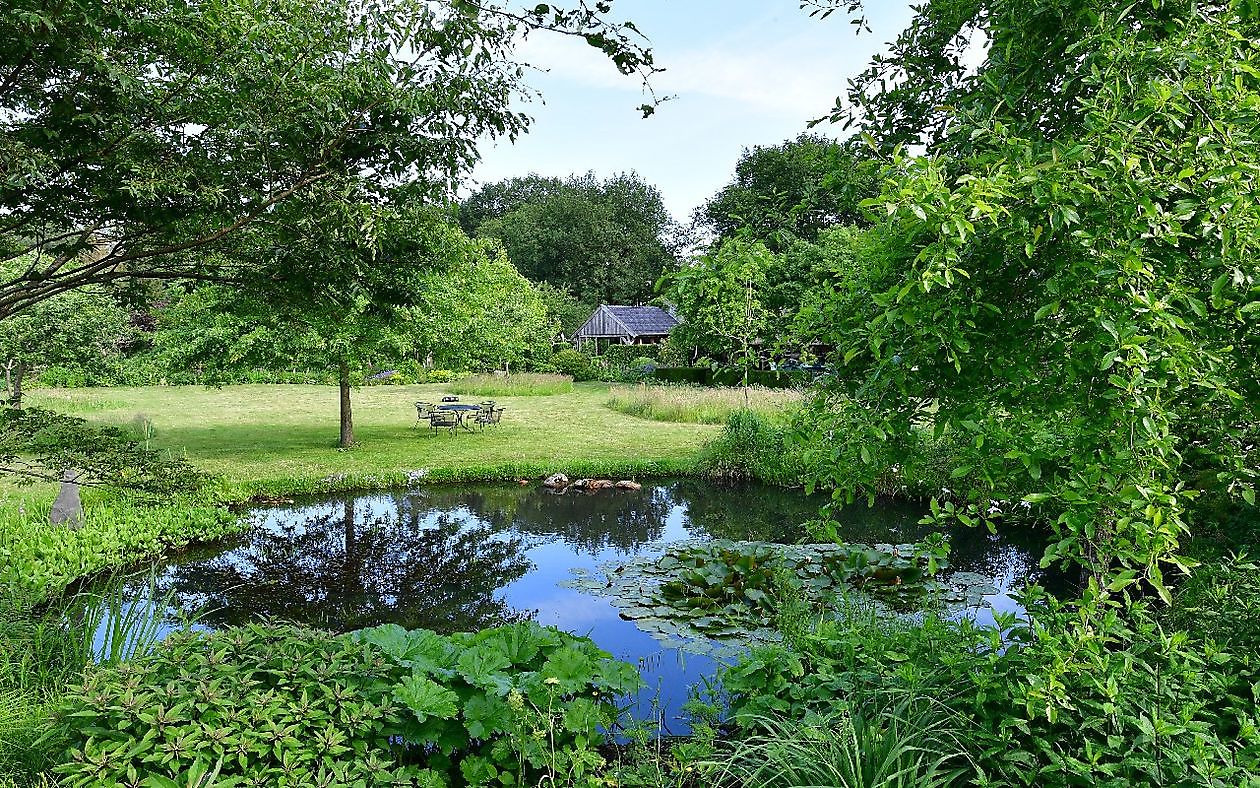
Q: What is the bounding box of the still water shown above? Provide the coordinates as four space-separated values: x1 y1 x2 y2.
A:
125 479 1060 730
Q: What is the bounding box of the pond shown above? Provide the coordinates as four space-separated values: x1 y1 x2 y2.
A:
108 479 1064 732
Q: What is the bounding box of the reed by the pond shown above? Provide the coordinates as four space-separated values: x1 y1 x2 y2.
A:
605 383 803 424
447 373 575 397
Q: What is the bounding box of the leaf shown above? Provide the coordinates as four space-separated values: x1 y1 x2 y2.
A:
394 674 459 723
539 646 596 695
463 694 511 740
457 644 513 694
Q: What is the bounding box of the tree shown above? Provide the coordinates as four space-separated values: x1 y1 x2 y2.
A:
402 239 554 373
155 207 459 447
534 282 596 341
802 4 1260 595
695 134 877 251
0 407 202 493
0 0 658 319
460 172 680 304
156 212 548 446
0 266 130 407
665 238 772 400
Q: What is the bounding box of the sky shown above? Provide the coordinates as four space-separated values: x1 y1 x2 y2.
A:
469 1 918 221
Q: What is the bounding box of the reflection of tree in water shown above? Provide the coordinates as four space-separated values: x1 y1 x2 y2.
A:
672 479 1068 594
668 478 826 543
827 500 1071 594
162 495 532 633
157 480 1071 635
393 484 676 554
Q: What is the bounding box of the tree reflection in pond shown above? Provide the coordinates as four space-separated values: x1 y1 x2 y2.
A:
147 479 1064 639
161 494 532 633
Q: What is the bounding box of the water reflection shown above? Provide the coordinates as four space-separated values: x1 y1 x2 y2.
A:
164 495 532 632
126 479 1062 730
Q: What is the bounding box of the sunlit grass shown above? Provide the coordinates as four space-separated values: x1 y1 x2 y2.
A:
605 384 803 425
447 373 574 397
18 383 716 495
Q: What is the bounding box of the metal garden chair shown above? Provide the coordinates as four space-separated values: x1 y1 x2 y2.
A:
428 409 459 433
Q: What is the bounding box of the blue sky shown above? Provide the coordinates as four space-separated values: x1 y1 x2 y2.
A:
469 1 917 220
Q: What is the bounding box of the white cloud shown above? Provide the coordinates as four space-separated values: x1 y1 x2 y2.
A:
517 26 852 120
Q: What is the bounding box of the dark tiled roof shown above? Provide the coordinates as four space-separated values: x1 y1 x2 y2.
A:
605 305 679 336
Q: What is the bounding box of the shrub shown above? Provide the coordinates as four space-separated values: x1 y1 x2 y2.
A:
551 349 599 382
53 622 644 787
699 409 806 485
606 384 801 425
448 372 575 397
599 344 660 371
652 366 711 386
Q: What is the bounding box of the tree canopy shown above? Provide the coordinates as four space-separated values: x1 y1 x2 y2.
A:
459 172 680 304
0 0 657 319
801 1 1260 595
695 133 877 251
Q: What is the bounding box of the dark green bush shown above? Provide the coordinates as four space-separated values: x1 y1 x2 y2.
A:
653 367 712 385
700 409 805 486
710 369 803 389
54 622 643 787
550 348 599 382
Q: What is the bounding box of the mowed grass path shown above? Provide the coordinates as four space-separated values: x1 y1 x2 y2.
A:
27 384 718 492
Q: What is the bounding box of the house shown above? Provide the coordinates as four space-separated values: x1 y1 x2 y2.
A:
574 304 679 350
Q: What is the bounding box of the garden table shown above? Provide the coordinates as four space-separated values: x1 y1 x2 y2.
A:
437 403 481 433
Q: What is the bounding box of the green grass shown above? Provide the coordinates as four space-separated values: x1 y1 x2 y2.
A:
23 383 716 497
605 383 803 425
446 372 575 397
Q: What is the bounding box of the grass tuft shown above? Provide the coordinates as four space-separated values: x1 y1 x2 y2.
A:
447 373 574 397
605 384 802 425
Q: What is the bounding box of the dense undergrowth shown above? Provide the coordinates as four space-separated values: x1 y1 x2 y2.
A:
51 622 641 787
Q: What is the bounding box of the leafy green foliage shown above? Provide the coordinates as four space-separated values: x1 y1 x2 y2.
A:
721 589 1260 786
53 622 644 787
696 134 877 250
402 236 554 374
665 238 773 386
460 173 681 305
801 6 1260 593
0 262 131 408
549 348 600 382
0 495 242 608
0 407 201 493
0 0 656 319
701 409 805 485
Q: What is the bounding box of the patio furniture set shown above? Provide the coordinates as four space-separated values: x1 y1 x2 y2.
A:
414 397 504 434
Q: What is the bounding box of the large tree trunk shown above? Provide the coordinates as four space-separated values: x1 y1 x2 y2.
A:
338 360 354 448
9 361 26 409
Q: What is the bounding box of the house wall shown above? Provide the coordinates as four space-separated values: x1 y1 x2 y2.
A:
576 307 627 340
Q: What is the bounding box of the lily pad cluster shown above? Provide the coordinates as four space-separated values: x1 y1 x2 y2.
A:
562 539 1001 655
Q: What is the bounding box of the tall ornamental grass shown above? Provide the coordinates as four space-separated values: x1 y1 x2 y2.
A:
605 384 802 425
447 373 574 397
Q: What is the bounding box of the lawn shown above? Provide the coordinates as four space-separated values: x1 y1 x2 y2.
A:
23 383 718 496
